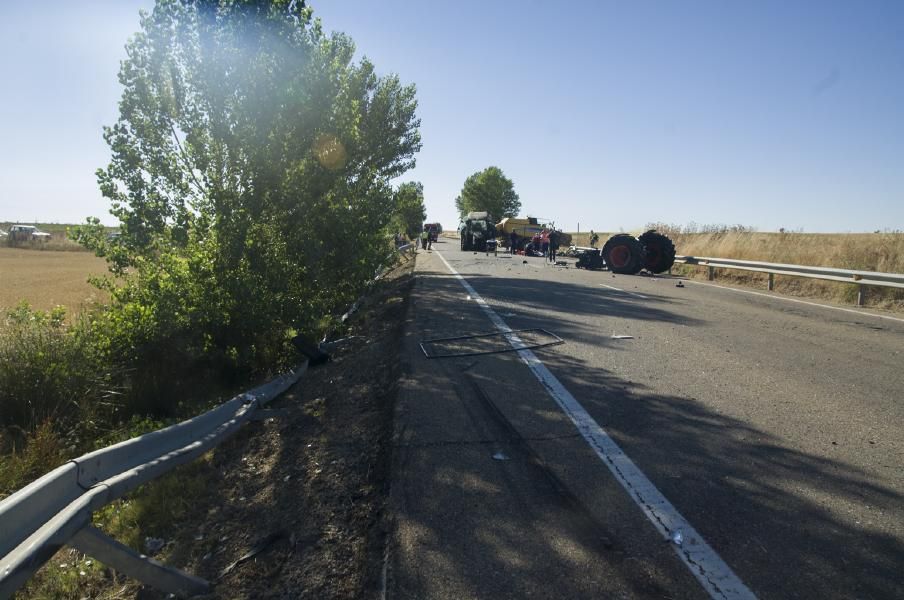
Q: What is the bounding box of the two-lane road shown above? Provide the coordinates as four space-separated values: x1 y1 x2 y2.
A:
391 242 903 599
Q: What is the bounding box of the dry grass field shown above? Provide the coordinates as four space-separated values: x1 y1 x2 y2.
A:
0 247 108 314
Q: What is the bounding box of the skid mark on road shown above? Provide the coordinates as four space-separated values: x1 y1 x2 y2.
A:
436 251 757 600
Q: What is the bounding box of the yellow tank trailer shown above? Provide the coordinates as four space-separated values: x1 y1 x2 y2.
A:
495 217 572 251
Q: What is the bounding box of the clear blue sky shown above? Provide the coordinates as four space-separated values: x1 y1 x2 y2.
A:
1 1 902 232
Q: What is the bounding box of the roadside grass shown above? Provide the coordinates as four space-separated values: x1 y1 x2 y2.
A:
565 229 904 310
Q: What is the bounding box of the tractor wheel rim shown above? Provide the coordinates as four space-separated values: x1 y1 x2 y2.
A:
610 245 631 268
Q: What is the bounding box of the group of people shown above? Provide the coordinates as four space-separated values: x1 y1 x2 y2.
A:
508 229 560 262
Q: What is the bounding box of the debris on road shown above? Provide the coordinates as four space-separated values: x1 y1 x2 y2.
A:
492 451 511 461
419 328 565 358
611 335 634 340
676 281 685 288
671 530 684 546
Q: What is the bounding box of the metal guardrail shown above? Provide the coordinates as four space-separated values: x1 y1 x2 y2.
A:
674 255 904 305
0 365 307 598
0 243 416 598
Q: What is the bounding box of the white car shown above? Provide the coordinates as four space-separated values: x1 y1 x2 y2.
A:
8 225 51 242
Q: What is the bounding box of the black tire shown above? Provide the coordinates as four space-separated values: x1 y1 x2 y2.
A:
602 234 645 274
460 235 466 251
638 230 676 273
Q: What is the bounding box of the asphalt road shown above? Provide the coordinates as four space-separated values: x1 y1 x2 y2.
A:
389 241 904 600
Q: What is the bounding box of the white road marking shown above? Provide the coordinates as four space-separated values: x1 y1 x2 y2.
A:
600 284 649 299
435 251 756 600
686 279 904 324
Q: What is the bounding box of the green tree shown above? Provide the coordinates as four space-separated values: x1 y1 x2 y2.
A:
393 181 426 239
455 166 520 220
71 0 421 397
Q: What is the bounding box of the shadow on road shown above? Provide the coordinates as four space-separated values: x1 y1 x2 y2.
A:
398 255 904 599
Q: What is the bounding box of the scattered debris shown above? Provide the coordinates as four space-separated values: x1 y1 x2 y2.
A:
420 328 565 358
671 530 684 546
144 537 165 555
676 281 685 288
492 451 510 461
218 530 288 579
611 335 634 340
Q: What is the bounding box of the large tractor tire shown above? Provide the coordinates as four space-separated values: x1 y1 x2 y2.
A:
638 230 676 273
602 234 645 274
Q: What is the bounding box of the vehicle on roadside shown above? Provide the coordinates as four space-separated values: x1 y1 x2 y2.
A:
7 225 52 243
423 222 441 243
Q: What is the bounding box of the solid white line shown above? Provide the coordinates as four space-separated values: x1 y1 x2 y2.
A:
435 251 756 600
687 279 904 324
600 284 648 299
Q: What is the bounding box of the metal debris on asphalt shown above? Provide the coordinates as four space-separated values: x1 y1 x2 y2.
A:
611 335 634 339
419 328 565 358
671 530 684 545
492 451 510 461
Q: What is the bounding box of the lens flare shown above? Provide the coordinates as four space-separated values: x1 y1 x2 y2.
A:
312 133 347 170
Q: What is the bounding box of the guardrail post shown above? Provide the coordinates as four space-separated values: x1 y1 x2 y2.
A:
857 285 865 306
767 273 774 291
70 525 210 596
707 266 715 281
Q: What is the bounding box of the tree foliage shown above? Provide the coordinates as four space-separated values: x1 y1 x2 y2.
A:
455 166 520 220
71 0 421 390
392 181 426 239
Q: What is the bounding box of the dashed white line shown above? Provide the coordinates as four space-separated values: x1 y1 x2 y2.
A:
435 251 756 600
686 279 904 324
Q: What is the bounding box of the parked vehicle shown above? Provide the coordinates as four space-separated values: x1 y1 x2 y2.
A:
423 222 441 242
7 225 52 243
459 212 496 251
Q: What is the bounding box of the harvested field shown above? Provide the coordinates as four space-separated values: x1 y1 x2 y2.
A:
0 247 108 313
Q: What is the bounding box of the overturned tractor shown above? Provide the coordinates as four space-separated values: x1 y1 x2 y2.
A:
575 230 675 274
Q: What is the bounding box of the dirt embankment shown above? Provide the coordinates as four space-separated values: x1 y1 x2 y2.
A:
20 255 415 600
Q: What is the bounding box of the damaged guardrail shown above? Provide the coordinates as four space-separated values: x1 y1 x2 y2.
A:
674 255 904 306
0 365 308 598
0 241 417 598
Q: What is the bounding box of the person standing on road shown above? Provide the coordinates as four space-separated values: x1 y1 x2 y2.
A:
510 230 518 254
548 230 559 263
420 230 429 251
